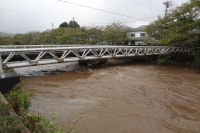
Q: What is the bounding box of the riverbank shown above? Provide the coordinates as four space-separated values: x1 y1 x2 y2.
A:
0 63 80 133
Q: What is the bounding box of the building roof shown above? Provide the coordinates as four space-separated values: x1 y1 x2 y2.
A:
129 25 148 32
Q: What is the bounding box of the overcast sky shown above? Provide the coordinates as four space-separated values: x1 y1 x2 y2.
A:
0 0 188 33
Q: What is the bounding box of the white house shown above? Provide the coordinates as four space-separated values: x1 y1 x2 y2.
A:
128 25 147 45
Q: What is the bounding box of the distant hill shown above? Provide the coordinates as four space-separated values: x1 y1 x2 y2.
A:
0 31 15 37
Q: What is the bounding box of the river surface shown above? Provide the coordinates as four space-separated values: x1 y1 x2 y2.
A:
20 63 200 133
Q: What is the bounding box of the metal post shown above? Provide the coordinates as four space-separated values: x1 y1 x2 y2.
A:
163 1 172 16
0 54 5 78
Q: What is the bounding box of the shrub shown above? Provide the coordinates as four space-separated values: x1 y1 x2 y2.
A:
0 115 22 133
6 83 32 114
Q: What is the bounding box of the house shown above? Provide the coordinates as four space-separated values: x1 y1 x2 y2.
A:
128 25 147 45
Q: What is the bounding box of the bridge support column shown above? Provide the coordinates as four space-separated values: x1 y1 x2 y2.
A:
0 73 20 94
0 54 5 79
0 54 21 93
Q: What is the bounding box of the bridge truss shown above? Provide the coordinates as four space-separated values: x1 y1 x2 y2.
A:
0 45 192 77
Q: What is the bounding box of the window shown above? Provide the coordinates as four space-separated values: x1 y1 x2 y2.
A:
130 33 135 37
131 41 135 45
140 33 146 37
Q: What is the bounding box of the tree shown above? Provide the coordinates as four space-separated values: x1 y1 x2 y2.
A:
145 0 200 67
13 32 39 45
146 1 200 47
86 27 104 44
0 37 12 45
59 22 68 28
103 23 129 45
57 28 88 44
69 20 80 28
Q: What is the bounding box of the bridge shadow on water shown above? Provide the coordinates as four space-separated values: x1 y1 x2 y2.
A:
87 56 157 69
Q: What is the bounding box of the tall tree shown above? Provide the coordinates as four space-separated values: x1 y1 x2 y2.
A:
69 20 80 28
59 22 69 28
145 0 200 67
103 23 129 45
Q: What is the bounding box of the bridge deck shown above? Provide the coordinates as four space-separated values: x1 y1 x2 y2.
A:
0 45 175 52
0 45 191 77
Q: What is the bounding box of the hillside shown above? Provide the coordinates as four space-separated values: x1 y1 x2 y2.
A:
0 31 15 37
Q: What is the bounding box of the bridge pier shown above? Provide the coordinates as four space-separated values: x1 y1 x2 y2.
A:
0 54 20 93
0 73 20 94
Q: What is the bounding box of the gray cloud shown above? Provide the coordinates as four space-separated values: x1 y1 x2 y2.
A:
0 0 188 33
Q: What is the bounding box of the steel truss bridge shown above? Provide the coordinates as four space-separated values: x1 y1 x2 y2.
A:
0 45 192 78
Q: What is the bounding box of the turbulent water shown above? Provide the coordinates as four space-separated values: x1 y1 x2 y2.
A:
20 63 200 133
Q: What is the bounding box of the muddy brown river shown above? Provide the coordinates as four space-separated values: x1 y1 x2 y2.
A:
21 63 200 133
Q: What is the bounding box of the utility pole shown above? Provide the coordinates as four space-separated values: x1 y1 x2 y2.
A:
51 23 54 30
73 17 75 28
163 0 172 16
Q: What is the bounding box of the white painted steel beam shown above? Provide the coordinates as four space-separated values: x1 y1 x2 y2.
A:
0 45 193 75
0 54 5 78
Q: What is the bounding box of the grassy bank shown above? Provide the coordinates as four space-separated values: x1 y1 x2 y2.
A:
0 82 76 133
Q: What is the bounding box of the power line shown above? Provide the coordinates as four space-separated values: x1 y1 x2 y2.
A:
75 19 109 25
77 16 159 26
57 0 139 20
76 16 158 25
122 16 159 24
56 0 162 25
73 15 159 25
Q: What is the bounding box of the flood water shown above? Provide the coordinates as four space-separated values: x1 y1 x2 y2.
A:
21 63 200 133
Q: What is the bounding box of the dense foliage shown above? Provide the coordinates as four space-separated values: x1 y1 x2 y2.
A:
0 37 12 45
145 0 200 67
103 23 129 45
59 22 69 28
59 20 80 29
13 32 39 45
0 23 129 46
68 20 80 28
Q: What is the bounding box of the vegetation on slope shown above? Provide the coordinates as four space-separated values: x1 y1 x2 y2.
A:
0 83 75 133
0 21 130 46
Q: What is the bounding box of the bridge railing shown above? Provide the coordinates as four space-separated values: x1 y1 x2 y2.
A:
0 45 183 52
0 44 83 49
0 45 192 78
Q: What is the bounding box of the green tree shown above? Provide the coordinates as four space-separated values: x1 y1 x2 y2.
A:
13 32 39 45
146 1 200 47
59 22 69 28
145 0 200 67
11 22 130 46
103 23 129 45
0 37 12 45
57 28 88 44
86 27 104 44
69 20 80 28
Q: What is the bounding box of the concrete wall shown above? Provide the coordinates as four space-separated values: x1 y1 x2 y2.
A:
0 73 20 94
